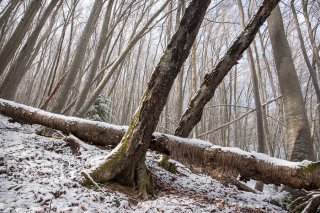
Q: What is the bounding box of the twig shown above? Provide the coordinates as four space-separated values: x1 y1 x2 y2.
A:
198 96 282 138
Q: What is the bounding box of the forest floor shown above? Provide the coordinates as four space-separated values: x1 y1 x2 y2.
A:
0 115 288 212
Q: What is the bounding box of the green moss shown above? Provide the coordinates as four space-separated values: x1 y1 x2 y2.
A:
89 108 142 184
301 162 320 173
136 162 154 199
145 173 154 195
159 154 177 174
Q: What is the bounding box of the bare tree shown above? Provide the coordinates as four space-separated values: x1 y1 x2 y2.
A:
0 0 61 100
51 0 105 113
76 0 171 117
174 0 281 139
85 0 211 198
0 0 42 77
267 5 315 161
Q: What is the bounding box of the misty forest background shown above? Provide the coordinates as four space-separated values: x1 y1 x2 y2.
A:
0 0 319 161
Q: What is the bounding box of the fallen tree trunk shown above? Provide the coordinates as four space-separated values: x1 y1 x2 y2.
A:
0 98 320 190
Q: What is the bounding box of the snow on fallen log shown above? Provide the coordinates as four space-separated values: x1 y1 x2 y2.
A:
0 98 319 190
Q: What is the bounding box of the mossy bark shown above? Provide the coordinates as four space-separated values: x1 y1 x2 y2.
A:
82 0 211 196
159 154 177 174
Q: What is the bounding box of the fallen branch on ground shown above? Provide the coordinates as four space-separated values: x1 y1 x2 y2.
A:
0 98 320 190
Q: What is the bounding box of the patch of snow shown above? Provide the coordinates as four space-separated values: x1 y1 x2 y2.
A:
0 114 286 212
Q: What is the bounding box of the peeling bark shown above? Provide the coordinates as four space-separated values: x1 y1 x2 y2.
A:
1 98 320 190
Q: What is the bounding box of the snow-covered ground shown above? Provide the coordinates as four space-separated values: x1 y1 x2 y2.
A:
0 115 287 212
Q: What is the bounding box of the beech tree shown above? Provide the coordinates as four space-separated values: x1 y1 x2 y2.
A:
0 0 61 100
82 0 211 198
0 0 42 77
267 5 315 162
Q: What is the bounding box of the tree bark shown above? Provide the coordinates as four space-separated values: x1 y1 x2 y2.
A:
174 0 281 138
86 0 211 197
0 0 42 77
51 0 104 113
0 0 60 100
267 5 315 162
1 98 320 190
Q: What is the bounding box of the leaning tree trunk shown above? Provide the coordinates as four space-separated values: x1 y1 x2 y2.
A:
0 0 42 77
267 5 315 162
51 0 104 114
1 98 320 191
237 0 266 192
72 0 115 115
85 0 211 198
174 0 281 138
0 0 60 100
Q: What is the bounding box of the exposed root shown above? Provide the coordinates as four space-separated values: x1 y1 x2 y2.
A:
64 136 81 156
290 191 320 213
159 154 177 174
81 171 102 191
255 181 264 192
209 171 256 193
136 162 154 200
35 127 65 139
302 195 320 213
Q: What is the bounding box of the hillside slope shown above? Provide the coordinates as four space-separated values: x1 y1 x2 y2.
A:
0 115 286 212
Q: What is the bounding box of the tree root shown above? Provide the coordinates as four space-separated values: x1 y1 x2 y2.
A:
290 191 320 213
64 136 81 156
35 127 65 139
159 154 177 174
136 162 154 200
81 171 102 191
210 172 256 193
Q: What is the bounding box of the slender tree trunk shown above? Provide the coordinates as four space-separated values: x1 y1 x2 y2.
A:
175 0 281 138
0 0 21 41
291 0 320 103
72 0 115 115
52 0 104 113
0 0 42 77
237 0 265 153
301 0 320 74
76 0 171 117
175 0 185 121
267 5 315 162
0 0 60 100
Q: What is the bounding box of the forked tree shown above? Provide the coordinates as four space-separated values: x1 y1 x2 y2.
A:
85 0 281 197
